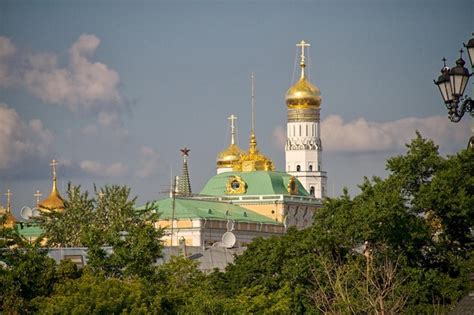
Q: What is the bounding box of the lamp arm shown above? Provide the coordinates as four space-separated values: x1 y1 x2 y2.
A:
448 97 473 122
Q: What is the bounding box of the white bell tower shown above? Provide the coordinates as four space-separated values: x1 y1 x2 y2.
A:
285 40 327 198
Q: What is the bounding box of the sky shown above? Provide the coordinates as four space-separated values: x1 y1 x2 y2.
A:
0 0 473 217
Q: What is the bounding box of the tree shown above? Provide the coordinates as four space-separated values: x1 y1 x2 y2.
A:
37 184 164 278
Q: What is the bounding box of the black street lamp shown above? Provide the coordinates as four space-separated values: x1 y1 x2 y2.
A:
434 33 474 148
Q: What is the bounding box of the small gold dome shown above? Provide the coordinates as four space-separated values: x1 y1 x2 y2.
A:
285 77 321 108
217 144 244 169
38 189 64 212
233 133 275 172
39 160 64 212
0 205 16 228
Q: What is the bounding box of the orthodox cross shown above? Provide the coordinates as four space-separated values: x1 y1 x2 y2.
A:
297 40 310 65
50 159 58 179
228 114 237 145
34 190 42 206
4 189 12 212
296 40 310 78
98 191 105 199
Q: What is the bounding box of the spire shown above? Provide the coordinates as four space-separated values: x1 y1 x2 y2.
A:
50 159 59 195
34 190 42 207
249 73 258 154
177 148 192 196
228 114 237 145
296 40 310 79
2 189 16 228
4 189 12 213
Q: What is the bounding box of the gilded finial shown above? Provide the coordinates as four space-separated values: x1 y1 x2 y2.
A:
250 73 258 154
296 40 310 79
4 189 12 213
34 190 42 206
228 114 238 145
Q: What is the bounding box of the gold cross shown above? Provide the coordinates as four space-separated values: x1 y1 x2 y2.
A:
98 191 105 199
228 114 238 145
296 40 311 64
34 190 42 206
50 159 59 179
4 189 12 212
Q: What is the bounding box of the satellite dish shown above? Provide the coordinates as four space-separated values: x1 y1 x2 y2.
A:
31 208 40 218
20 207 33 220
221 231 236 248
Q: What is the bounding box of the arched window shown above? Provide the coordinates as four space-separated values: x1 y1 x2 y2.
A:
309 165 313 171
310 186 315 196
296 165 301 172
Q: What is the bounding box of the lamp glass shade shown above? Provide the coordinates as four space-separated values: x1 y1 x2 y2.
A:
449 67 470 97
435 74 454 103
465 37 474 68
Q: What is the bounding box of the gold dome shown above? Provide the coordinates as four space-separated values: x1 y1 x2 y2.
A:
286 40 321 109
233 133 275 172
38 160 65 212
285 77 321 108
217 144 244 169
38 185 64 212
0 204 16 228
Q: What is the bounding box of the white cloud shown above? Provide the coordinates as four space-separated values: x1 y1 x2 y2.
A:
273 115 470 153
0 34 123 111
0 103 53 169
134 146 160 178
0 37 16 87
80 160 128 178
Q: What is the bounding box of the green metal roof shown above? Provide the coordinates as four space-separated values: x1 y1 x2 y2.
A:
200 171 309 196
17 223 43 238
137 198 282 225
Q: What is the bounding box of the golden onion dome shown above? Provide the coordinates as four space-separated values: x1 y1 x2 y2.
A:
38 160 65 212
217 144 244 169
38 184 64 212
286 40 321 109
285 77 321 108
3 211 16 228
233 133 275 172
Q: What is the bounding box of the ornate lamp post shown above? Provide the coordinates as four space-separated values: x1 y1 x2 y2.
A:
434 33 474 148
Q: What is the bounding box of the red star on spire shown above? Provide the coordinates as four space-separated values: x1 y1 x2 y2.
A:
180 147 190 156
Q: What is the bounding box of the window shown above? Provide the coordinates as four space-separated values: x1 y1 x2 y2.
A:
296 165 301 172
310 186 315 196
309 165 313 171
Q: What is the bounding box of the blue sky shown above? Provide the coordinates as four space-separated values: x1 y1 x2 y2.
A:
0 0 473 215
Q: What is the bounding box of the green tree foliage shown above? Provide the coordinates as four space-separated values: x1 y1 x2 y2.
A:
37 184 164 278
35 271 157 315
214 134 473 314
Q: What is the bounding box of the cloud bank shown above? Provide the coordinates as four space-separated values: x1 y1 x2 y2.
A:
273 115 470 153
0 103 53 169
0 34 123 111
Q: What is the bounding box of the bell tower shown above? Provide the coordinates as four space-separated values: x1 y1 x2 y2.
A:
285 40 327 198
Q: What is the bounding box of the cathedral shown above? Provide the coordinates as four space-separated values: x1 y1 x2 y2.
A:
5 40 328 249
139 40 327 247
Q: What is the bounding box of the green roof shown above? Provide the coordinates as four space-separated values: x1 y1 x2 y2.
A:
137 198 282 225
17 223 43 238
200 171 309 196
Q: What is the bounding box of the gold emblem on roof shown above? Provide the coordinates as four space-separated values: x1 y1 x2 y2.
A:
225 176 247 194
